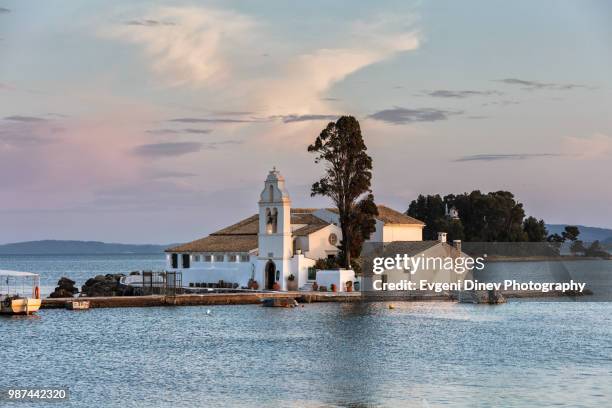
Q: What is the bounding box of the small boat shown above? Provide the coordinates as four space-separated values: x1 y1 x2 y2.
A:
66 300 90 310
0 270 42 315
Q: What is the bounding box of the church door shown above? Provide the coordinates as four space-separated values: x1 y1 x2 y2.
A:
265 260 276 290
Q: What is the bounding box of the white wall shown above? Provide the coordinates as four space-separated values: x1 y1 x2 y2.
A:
168 253 255 288
305 224 342 260
289 254 316 289
371 244 473 291
316 269 355 292
382 225 423 242
314 209 424 243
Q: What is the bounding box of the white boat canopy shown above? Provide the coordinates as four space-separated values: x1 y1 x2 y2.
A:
0 270 39 277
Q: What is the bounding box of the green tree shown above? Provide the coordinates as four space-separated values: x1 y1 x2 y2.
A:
308 116 378 268
407 194 449 240
562 226 580 242
585 240 609 258
408 190 528 242
523 216 548 242
570 240 586 255
547 233 565 243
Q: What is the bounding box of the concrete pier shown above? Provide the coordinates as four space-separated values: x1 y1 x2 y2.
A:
41 288 591 309
41 291 363 309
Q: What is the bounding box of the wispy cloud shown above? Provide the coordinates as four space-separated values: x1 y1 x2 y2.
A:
146 128 213 135
368 107 462 124
277 114 339 123
562 133 612 159
104 7 420 115
0 7 10 13
105 7 256 86
132 142 202 157
210 111 254 116
168 117 256 124
482 100 519 107
495 78 592 91
124 19 175 27
422 90 502 98
148 170 198 179
0 118 62 149
4 115 48 123
204 140 242 149
454 153 559 162
0 132 58 147
132 140 242 157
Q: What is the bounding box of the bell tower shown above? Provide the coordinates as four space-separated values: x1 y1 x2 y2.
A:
258 167 292 257
257 168 292 290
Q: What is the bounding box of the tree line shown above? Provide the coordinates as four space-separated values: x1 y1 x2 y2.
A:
407 192 607 257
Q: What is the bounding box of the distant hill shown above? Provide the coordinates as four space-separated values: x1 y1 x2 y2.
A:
546 224 612 243
0 240 178 255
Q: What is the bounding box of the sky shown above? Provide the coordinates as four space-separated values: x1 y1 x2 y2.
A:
1 0 611 244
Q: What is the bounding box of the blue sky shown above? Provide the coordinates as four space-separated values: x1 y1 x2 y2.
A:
1 0 611 243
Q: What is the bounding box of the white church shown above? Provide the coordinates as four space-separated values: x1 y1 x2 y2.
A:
166 168 458 291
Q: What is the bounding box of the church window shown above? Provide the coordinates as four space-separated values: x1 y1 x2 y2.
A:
266 208 274 234
228 254 237 262
214 254 224 262
269 184 274 202
272 208 278 233
240 254 249 262
328 233 338 246
204 255 212 262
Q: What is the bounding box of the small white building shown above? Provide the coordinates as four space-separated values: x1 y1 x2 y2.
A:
361 233 474 293
165 168 426 291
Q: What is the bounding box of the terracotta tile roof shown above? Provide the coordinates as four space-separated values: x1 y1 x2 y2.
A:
166 235 258 253
326 205 425 225
375 205 425 225
381 240 440 256
293 213 329 236
211 214 259 235
166 211 330 252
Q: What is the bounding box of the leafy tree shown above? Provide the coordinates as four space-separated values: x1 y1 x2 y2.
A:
314 257 340 270
407 194 449 240
341 193 378 272
585 240 609 258
570 240 586 255
562 226 580 242
547 233 565 243
523 216 548 242
478 191 527 242
308 116 378 268
408 190 530 242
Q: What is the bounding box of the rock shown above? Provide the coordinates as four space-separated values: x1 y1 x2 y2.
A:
48 276 79 298
458 290 506 304
80 273 127 297
487 289 506 304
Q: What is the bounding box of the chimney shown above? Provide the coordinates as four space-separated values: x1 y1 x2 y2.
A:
453 240 462 254
437 232 447 243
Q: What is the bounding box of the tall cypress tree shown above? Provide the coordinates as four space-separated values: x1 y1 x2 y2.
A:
308 116 377 268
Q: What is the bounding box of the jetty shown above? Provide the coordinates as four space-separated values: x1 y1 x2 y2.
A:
40 288 592 310
41 291 362 309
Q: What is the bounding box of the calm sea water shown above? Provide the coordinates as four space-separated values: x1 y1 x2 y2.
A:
0 254 166 296
1 255 612 407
